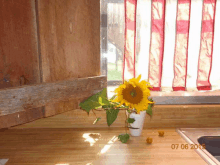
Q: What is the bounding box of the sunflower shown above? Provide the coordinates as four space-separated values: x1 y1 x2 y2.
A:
112 75 154 114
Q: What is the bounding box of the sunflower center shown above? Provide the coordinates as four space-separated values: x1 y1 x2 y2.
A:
122 84 143 104
130 89 137 97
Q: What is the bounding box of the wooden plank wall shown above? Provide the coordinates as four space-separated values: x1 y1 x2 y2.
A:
0 0 100 127
0 0 45 127
37 0 100 117
0 0 41 88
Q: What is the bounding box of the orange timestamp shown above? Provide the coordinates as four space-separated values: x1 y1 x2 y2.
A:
171 143 206 149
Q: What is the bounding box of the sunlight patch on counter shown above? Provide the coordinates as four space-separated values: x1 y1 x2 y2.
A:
83 133 101 146
97 136 118 156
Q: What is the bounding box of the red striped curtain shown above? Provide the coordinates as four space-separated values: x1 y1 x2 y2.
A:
123 0 220 92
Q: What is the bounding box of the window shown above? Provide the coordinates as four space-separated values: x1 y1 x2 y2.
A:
100 0 220 104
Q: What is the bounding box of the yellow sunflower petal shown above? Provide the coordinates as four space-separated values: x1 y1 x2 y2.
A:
121 84 127 89
136 109 141 114
140 80 147 86
114 89 119 93
129 81 136 88
111 97 119 102
148 101 154 104
140 80 152 88
124 81 128 85
136 75 141 82
128 78 135 84
117 102 124 107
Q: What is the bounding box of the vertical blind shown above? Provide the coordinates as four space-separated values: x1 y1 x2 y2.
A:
123 0 220 92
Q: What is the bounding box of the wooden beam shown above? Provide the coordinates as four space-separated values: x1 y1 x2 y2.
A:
0 76 107 116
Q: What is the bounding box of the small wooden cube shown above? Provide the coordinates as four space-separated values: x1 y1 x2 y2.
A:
158 131 164 136
146 137 153 144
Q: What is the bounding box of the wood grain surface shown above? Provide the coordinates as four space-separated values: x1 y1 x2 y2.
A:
14 105 220 129
0 108 44 129
0 76 106 117
0 128 206 165
0 0 44 128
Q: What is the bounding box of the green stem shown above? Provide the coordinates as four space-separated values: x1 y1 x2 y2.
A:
124 110 126 134
92 109 97 118
125 108 129 134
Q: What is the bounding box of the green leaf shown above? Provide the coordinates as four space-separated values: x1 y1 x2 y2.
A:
102 103 116 109
148 97 155 108
111 102 120 105
106 108 119 126
109 95 117 101
79 100 101 112
99 97 108 105
79 88 109 113
102 104 110 109
118 133 130 143
146 104 153 117
93 117 101 124
111 102 129 109
127 118 135 123
149 97 154 102
98 88 110 105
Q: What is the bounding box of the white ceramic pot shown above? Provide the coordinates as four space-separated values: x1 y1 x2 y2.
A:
128 110 146 136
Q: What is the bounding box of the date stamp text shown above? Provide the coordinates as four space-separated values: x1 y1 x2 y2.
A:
171 143 206 149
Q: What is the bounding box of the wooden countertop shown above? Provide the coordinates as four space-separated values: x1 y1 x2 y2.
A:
0 128 207 165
